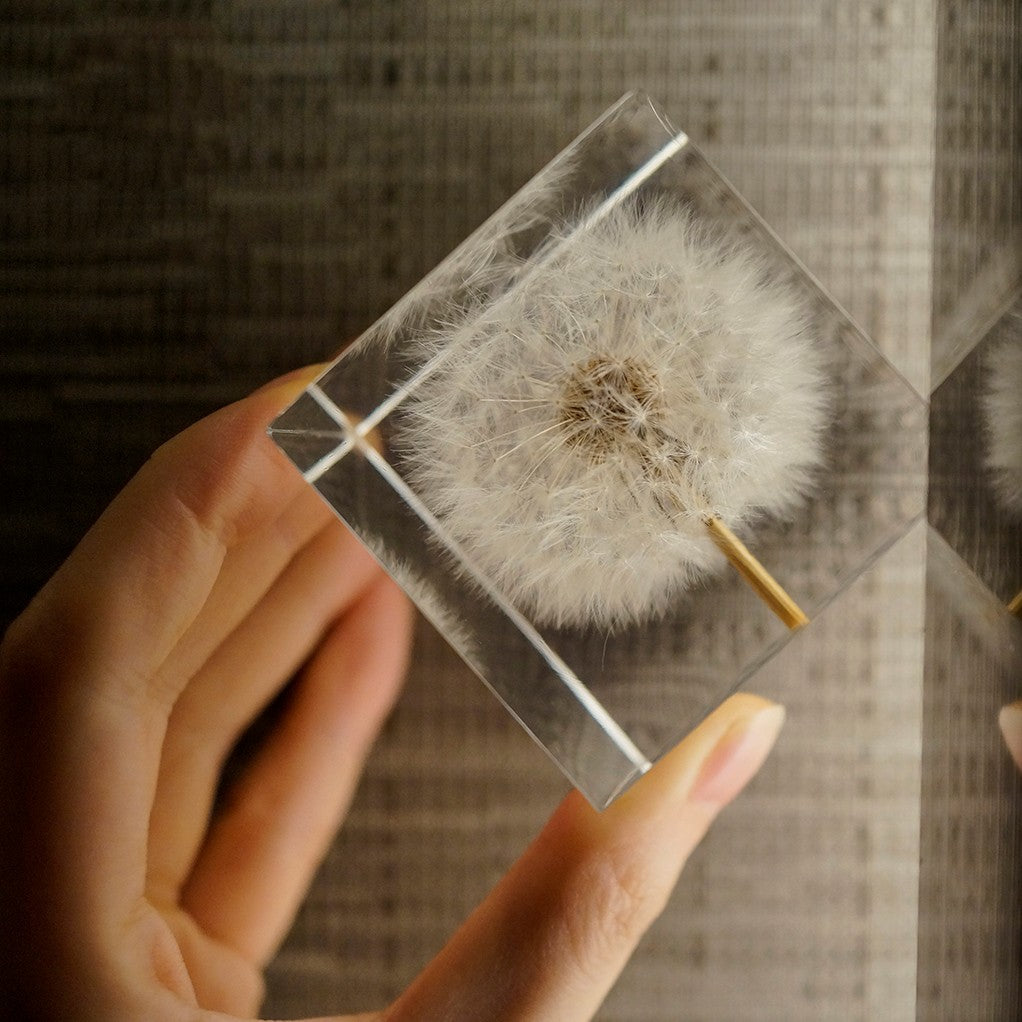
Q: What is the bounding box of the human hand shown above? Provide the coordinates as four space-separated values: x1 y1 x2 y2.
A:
0 368 785 1021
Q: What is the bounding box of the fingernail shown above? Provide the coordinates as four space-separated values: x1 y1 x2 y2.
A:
295 361 332 382
998 702 1022 770
257 362 332 404
689 703 786 806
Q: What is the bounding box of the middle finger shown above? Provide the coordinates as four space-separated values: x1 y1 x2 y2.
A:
147 516 381 904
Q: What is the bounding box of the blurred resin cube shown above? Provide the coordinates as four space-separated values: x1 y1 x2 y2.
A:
929 296 1022 612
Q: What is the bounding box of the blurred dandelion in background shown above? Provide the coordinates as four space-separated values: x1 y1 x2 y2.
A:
983 324 1022 516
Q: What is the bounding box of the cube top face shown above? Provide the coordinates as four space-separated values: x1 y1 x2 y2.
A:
270 93 927 808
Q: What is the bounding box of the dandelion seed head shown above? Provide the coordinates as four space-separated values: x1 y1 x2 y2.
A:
400 199 830 629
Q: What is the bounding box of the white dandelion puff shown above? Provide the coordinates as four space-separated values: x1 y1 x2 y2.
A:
982 327 1022 515
398 198 830 630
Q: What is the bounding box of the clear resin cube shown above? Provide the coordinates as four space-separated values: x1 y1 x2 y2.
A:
269 92 927 808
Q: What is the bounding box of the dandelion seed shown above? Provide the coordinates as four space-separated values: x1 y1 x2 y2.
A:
399 198 830 629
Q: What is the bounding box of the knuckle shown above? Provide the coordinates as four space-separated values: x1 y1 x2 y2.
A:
152 395 292 549
560 844 669 981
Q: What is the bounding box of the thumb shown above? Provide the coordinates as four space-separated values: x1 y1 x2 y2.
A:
383 693 785 1022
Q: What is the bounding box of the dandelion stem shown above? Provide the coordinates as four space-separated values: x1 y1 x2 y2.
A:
702 515 809 630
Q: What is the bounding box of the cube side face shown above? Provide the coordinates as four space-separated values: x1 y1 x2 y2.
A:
270 93 927 808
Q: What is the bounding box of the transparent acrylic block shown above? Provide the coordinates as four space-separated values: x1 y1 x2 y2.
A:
269 92 927 809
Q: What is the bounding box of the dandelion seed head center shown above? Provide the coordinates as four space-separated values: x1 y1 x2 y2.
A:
557 354 666 462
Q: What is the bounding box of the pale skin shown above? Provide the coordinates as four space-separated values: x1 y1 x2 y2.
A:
3 364 813 1021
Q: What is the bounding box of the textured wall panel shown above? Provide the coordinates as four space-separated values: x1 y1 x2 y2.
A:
0 2 959 1020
